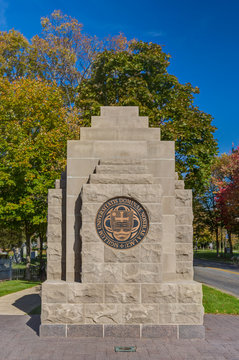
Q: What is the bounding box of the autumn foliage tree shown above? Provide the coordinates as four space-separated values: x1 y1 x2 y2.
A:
0 77 80 255
213 147 239 254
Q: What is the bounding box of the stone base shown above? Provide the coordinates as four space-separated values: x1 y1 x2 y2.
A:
40 324 205 339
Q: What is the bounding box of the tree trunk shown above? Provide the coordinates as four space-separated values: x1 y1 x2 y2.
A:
215 227 219 257
25 232 31 262
228 231 233 255
220 225 224 257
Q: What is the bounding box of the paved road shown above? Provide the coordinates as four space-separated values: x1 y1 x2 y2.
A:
194 258 239 297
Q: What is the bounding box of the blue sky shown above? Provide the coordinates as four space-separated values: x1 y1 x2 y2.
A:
1 0 239 153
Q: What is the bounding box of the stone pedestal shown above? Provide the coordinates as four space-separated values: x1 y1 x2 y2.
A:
41 106 204 339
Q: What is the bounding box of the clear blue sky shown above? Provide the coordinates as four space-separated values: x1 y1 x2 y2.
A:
1 0 238 153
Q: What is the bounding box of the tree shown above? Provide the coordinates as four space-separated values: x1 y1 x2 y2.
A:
0 225 25 252
76 41 218 193
0 77 80 257
0 11 128 106
0 29 30 81
193 180 220 255
213 147 239 254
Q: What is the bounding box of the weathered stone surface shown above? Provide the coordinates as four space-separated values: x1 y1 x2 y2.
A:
158 304 175 324
96 164 148 174
140 244 161 263
67 325 103 337
177 282 202 304
100 106 139 118
42 304 84 324
48 189 62 207
85 304 122 324
105 284 140 303
46 261 61 280
123 304 158 324
91 117 148 128
104 247 140 263
81 203 100 221
90 174 154 184
176 261 193 279
176 244 193 261
141 284 177 303
47 223 62 240
81 223 99 242
82 263 123 284
176 225 193 243
162 215 175 233
82 184 121 203
142 203 162 222
66 177 88 196
157 178 175 196
175 207 193 225
82 263 104 283
104 325 140 338
104 264 123 283
81 128 160 141
121 184 162 203
175 190 192 207
100 159 143 165
82 243 104 263
144 223 162 243
67 158 98 177
141 263 162 283
146 159 175 178
47 242 62 261
48 206 62 225
67 284 103 303
40 324 66 337
147 141 175 159
44 105 203 331
175 180 184 189
162 197 175 215
175 304 204 324
162 254 176 274
142 325 177 339
66 195 81 216
42 282 67 303
178 325 205 339
122 264 140 283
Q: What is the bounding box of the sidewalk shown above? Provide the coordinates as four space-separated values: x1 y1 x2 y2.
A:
0 285 41 315
0 314 239 359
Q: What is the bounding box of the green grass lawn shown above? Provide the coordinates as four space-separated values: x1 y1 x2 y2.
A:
194 250 239 263
203 284 239 314
0 280 40 297
12 263 27 269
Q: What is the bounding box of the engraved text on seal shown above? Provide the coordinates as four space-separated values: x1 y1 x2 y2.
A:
95 197 149 249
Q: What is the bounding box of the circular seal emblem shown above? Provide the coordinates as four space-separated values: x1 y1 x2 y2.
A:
95 197 149 249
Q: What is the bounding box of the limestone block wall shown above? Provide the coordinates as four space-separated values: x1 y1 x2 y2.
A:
41 106 204 339
47 188 63 280
175 184 194 280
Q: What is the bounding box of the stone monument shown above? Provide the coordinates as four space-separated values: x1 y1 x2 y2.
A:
40 106 204 339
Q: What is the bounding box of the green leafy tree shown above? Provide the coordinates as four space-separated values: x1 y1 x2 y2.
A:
0 77 80 257
77 41 218 193
0 11 129 106
0 29 30 81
